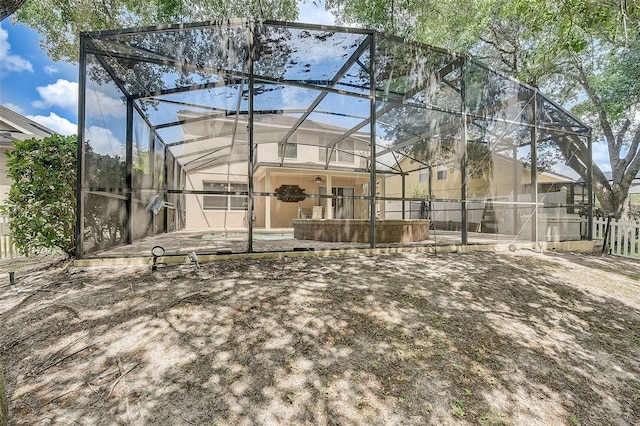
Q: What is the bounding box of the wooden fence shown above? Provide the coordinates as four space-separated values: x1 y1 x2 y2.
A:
0 216 16 259
594 217 640 259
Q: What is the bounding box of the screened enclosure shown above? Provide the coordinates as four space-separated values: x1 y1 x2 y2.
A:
76 20 592 258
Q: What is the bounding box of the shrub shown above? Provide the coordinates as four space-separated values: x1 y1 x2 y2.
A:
0 134 76 256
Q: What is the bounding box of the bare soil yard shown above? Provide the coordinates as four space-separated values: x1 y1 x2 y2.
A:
0 249 639 425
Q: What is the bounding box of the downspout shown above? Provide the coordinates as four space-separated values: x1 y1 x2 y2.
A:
401 173 406 220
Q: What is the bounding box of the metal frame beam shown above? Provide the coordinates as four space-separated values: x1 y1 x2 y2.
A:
76 19 592 257
277 35 373 165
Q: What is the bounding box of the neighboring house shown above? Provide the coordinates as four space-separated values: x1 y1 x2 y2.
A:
383 151 586 240
180 112 374 230
384 152 580 202
0 105 56 203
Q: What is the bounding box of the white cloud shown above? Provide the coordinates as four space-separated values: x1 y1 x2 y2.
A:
85 125 125 156
32 79 125 118
27 112 77 135
0 26 34 73
298 1 336 25
1 102 24 114
32 79 78 110
44 65 59 75
85 88 126 119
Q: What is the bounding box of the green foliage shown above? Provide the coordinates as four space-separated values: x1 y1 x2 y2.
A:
327 0 640 216
82 144 127 249
0 135 77 256
586 36 640 122
409 184 430 199
466 140 493 179
12 0 299 62
451 399 465 417
327 0 487 51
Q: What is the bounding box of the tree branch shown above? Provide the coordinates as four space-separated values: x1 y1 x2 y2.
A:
562 139 587 176
622 123 640 168
620 127 640 188
478 33 515 57
572 58 618 159
616 118 631 151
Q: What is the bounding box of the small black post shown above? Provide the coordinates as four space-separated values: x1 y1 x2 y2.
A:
601 214 614 254
8 272 15 286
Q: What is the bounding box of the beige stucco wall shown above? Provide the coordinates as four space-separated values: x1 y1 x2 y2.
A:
266 172 372 228
181 126 371 229
179 113 376 230
183 165 374 230
384 153 567 201
184 164 248 230
0 146 12 205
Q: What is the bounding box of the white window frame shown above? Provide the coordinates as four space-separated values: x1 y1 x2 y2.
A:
320 139 355 164
419 168 429 183
203 181 248 211
278 142 297 159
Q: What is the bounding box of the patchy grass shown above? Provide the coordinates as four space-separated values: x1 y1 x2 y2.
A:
0 250 639 424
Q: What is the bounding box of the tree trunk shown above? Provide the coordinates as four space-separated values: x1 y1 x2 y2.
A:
595 178 631 219
553 132 638 219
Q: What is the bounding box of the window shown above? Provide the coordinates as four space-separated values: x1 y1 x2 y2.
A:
278 142 297 159
436 165 447 181
319 146 337 163
203 182 248 210
337 140 354 163
319 140 354 163
419 168 429 183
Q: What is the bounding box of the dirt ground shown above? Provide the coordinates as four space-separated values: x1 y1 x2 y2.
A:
0 249 639 425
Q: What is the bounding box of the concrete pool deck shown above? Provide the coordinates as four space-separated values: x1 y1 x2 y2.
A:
74 228 596 267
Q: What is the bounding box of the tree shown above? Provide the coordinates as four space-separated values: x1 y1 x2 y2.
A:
326 0 640 217
82 144 127 250
0 134 77 256
11 0 299 62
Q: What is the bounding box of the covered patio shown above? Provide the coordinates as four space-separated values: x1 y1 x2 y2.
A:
76 20 592 258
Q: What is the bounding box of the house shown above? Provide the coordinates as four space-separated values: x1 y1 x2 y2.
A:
383 150 586 240
0 105 56 203
179 113 374 230
384 151 581 202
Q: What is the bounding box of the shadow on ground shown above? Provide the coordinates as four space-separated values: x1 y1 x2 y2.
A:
0 250 639 424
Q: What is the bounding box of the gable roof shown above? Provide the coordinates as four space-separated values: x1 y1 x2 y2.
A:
0 105 56 146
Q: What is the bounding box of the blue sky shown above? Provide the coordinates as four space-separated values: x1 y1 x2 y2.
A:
0 21 80 134
0 3 336 137
0 4 611 172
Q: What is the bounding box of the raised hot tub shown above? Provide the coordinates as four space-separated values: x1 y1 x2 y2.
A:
292 219 430 243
